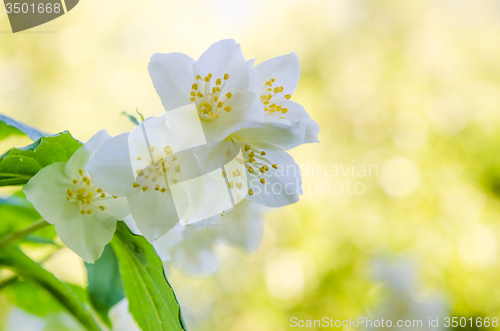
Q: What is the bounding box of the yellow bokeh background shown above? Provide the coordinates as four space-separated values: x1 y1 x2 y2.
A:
2 0 500 330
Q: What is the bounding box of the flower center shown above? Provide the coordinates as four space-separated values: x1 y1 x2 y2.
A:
66 169 116 215
227 141 280 196
190 73 233 121
131 145 181 193
260 78 291 119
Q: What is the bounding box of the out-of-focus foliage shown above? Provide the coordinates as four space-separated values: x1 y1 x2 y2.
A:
2 0 500 330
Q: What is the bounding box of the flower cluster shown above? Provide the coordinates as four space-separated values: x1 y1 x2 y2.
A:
23 39 319 269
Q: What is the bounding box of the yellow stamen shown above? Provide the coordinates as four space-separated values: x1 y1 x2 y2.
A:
248 189 254 196
142 186 148 192
99 206 105 211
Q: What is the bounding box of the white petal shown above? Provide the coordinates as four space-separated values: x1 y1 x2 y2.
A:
86 133 136 197
148 52 195 111
193 39 249 93
23 162 75 225
204 90 262 143
274 100 320 143
256 52 300 96
215 199 265 251
247 58 260 93
231 121 305 151
99 196 130 220
169 228 220 276
246 144 302 207
65 130 112 179
54 211 117 263
127 187 180 242
171 167 233 227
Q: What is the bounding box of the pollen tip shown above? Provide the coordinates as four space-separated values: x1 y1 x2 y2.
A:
248 189 254 196
99 206 105 211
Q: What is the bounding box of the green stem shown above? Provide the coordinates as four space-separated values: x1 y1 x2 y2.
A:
0 219 50 249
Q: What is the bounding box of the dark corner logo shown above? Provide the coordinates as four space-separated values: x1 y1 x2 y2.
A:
3 0 79 33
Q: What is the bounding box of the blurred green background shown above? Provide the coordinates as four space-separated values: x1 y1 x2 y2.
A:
2 0 500 330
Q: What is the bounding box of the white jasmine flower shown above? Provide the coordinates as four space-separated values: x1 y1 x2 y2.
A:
253 53 319 143
148 39 310 208
23 130 130 263
148 39 263 142
87 104 234 242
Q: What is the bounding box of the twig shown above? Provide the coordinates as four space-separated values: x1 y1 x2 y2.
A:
0 219 50 249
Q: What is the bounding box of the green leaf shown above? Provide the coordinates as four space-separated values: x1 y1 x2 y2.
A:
121 111 140 126
0 131 82 186
0 246 101 331
85 244 125 328
0 113 48 141
110 222 187 331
